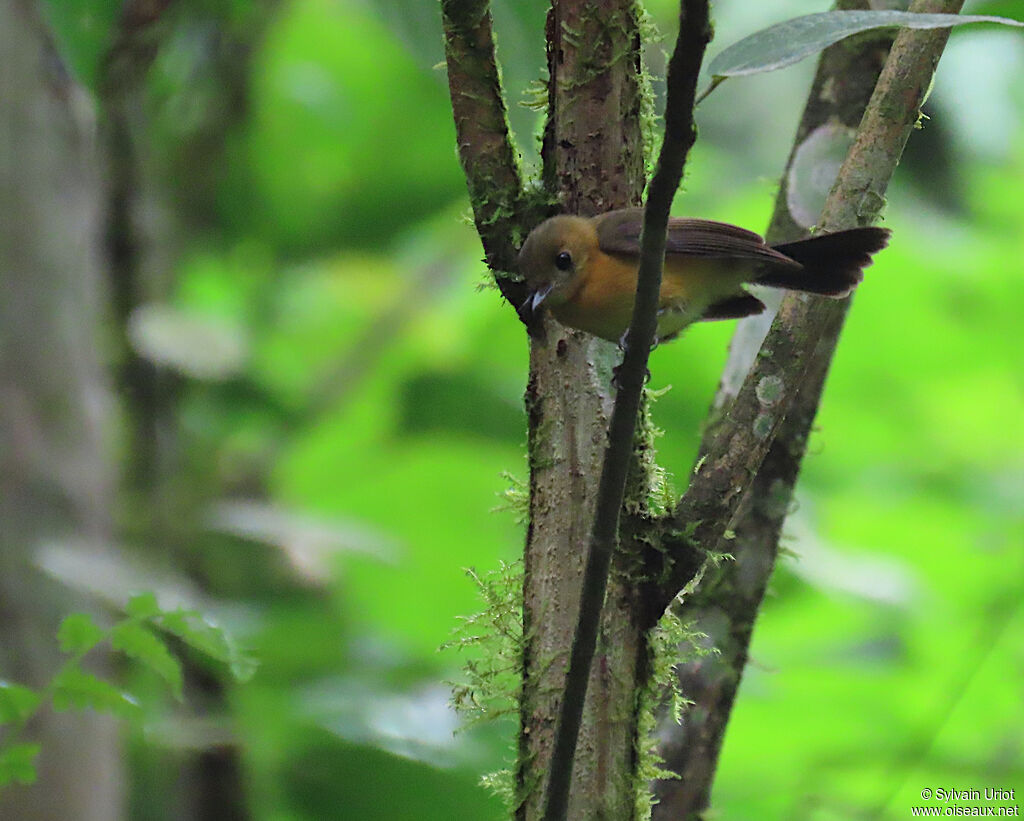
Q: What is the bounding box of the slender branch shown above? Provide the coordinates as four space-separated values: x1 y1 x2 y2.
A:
653 0 963 612
441 0 533 316
652 1 965 814
541 4 712 818
818 0 964 231
651 7 890 808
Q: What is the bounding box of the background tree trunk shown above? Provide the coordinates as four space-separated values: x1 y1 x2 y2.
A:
0 2 124 819
96 4 279 818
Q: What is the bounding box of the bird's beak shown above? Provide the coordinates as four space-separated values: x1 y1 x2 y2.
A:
528 284 553 313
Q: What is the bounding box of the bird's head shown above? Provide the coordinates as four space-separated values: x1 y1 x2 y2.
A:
517 215 597 313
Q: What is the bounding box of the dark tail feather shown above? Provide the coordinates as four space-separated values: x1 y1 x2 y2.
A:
758 227 891 297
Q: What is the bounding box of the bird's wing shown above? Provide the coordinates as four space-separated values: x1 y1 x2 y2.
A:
595 208 801 268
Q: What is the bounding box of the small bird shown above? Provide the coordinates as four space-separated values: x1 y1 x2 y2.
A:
518 208 890 343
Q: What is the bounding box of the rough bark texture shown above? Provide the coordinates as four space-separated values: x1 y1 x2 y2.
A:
653 5 891 813
441 0 535 316
0 3 124 819
442 0 650 815
519 4 647 816
652 1 964 817
542 5 710 817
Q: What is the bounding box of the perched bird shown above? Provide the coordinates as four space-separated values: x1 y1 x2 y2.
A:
518 208 890 343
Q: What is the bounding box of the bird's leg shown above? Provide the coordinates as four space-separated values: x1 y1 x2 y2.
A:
611 330 654 389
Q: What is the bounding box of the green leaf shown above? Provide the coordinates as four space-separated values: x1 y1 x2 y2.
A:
110 622 183 700
158 610 258 683
0 743 42 787
0 681 42 725
52 666 138 718
125 592 161 619
708 11 1024 78
57 613 105 655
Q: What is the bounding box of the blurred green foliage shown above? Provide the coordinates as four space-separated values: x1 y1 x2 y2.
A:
39 0 1024 817
0 597 253 792
237 0 466 250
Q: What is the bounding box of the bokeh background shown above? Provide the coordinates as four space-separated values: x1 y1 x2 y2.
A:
11 0 1024 818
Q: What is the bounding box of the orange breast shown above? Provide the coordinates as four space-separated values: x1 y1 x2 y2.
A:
551 251 743 342
551 252 638 341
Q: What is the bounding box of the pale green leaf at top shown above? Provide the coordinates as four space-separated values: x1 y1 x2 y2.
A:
0 743 42 788
0 682 42 725
708 11 1024 78
56 613 105 655
51 667 139 718
110 622 184 700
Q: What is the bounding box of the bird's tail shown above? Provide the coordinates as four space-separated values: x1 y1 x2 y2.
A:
758 227 891 297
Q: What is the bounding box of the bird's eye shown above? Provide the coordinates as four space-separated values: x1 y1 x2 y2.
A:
555 251 573 271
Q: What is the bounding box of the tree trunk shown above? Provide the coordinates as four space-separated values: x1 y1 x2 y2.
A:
0 2 124 819
652 5 891 815
518 2 651 818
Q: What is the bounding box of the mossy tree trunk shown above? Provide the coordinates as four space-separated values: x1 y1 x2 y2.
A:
652 3 894 812
444 0 659 814
520 2 652 817
443 0 709 815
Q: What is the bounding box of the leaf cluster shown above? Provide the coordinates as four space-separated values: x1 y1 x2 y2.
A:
0 593 255 791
